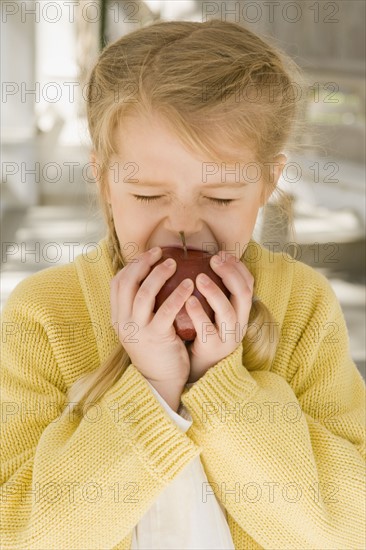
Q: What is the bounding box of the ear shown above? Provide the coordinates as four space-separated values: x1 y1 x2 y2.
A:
260 153 287 206
90 151 111 203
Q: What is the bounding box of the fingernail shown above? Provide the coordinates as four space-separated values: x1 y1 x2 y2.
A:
182 278 193 289
164 258 175 267
197 273 210 285
187 296 198 307
150 246 161 254
212 255 224 264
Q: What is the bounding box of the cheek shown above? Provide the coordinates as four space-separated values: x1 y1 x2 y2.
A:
112 200 158 257
225 204 261 242
243 194 262 220
228 202 261 228
110 194 138 221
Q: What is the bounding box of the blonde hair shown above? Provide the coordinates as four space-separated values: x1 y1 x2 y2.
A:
64 19 309 417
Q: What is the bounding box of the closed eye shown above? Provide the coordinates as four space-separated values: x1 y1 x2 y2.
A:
133 195 162 204
209 198 234 206
132 195 235 206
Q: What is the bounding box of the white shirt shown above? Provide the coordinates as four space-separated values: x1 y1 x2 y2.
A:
130 381 236 550
131 381 235 550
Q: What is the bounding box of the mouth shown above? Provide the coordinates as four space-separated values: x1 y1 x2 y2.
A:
159 244 219 254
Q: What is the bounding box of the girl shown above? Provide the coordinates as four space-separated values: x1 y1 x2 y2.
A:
1 19 365 550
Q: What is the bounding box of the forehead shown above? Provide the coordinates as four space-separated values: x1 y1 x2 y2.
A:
113 110 255 169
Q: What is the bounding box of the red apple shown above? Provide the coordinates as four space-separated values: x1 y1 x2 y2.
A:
143 247 231 342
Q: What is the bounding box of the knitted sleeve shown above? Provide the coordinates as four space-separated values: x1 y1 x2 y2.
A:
181 264 366 550
0 285 201 550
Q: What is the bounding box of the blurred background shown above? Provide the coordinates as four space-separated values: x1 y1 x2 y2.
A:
1 0 365 378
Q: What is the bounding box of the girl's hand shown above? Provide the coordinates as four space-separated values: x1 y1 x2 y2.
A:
110 247 194 387
185 251 254 384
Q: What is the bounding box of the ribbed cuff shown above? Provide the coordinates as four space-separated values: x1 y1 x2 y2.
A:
102 364 202 482
181 343 257 431
146 379 193 433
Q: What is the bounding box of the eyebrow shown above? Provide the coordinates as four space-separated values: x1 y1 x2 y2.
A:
125 181 247 189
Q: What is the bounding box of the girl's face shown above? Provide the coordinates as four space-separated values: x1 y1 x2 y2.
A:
102 112 285 263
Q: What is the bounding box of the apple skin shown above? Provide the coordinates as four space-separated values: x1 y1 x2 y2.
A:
144 247 231 342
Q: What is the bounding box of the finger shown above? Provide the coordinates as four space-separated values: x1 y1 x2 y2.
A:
198 261 252 342
110 276 119 325
228 254 255 291
185 294 219 342
152 278 194 335
210 253 253 308
211 251 254 291
195 272 238 337
112 247 163 316
132 257 178 325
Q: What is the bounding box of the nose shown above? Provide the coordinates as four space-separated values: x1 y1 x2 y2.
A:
164 200 203 236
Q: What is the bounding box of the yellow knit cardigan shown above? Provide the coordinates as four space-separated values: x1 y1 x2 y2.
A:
1 238 365 549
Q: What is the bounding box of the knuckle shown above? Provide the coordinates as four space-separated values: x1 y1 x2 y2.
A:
135 251 148 264
116 264 129 279
158 261 170 271
135 285 150 300
221 299 233 316
151 262 165 276
226 306 236 320
139 253 150 265
242 285 252 299
160 299 174 316
176 282 191 299
161 260 175 273
111 272 123 288
163 284 186 311
210 285 221 298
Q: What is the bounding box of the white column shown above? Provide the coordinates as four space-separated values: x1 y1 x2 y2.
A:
1 0 39 206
